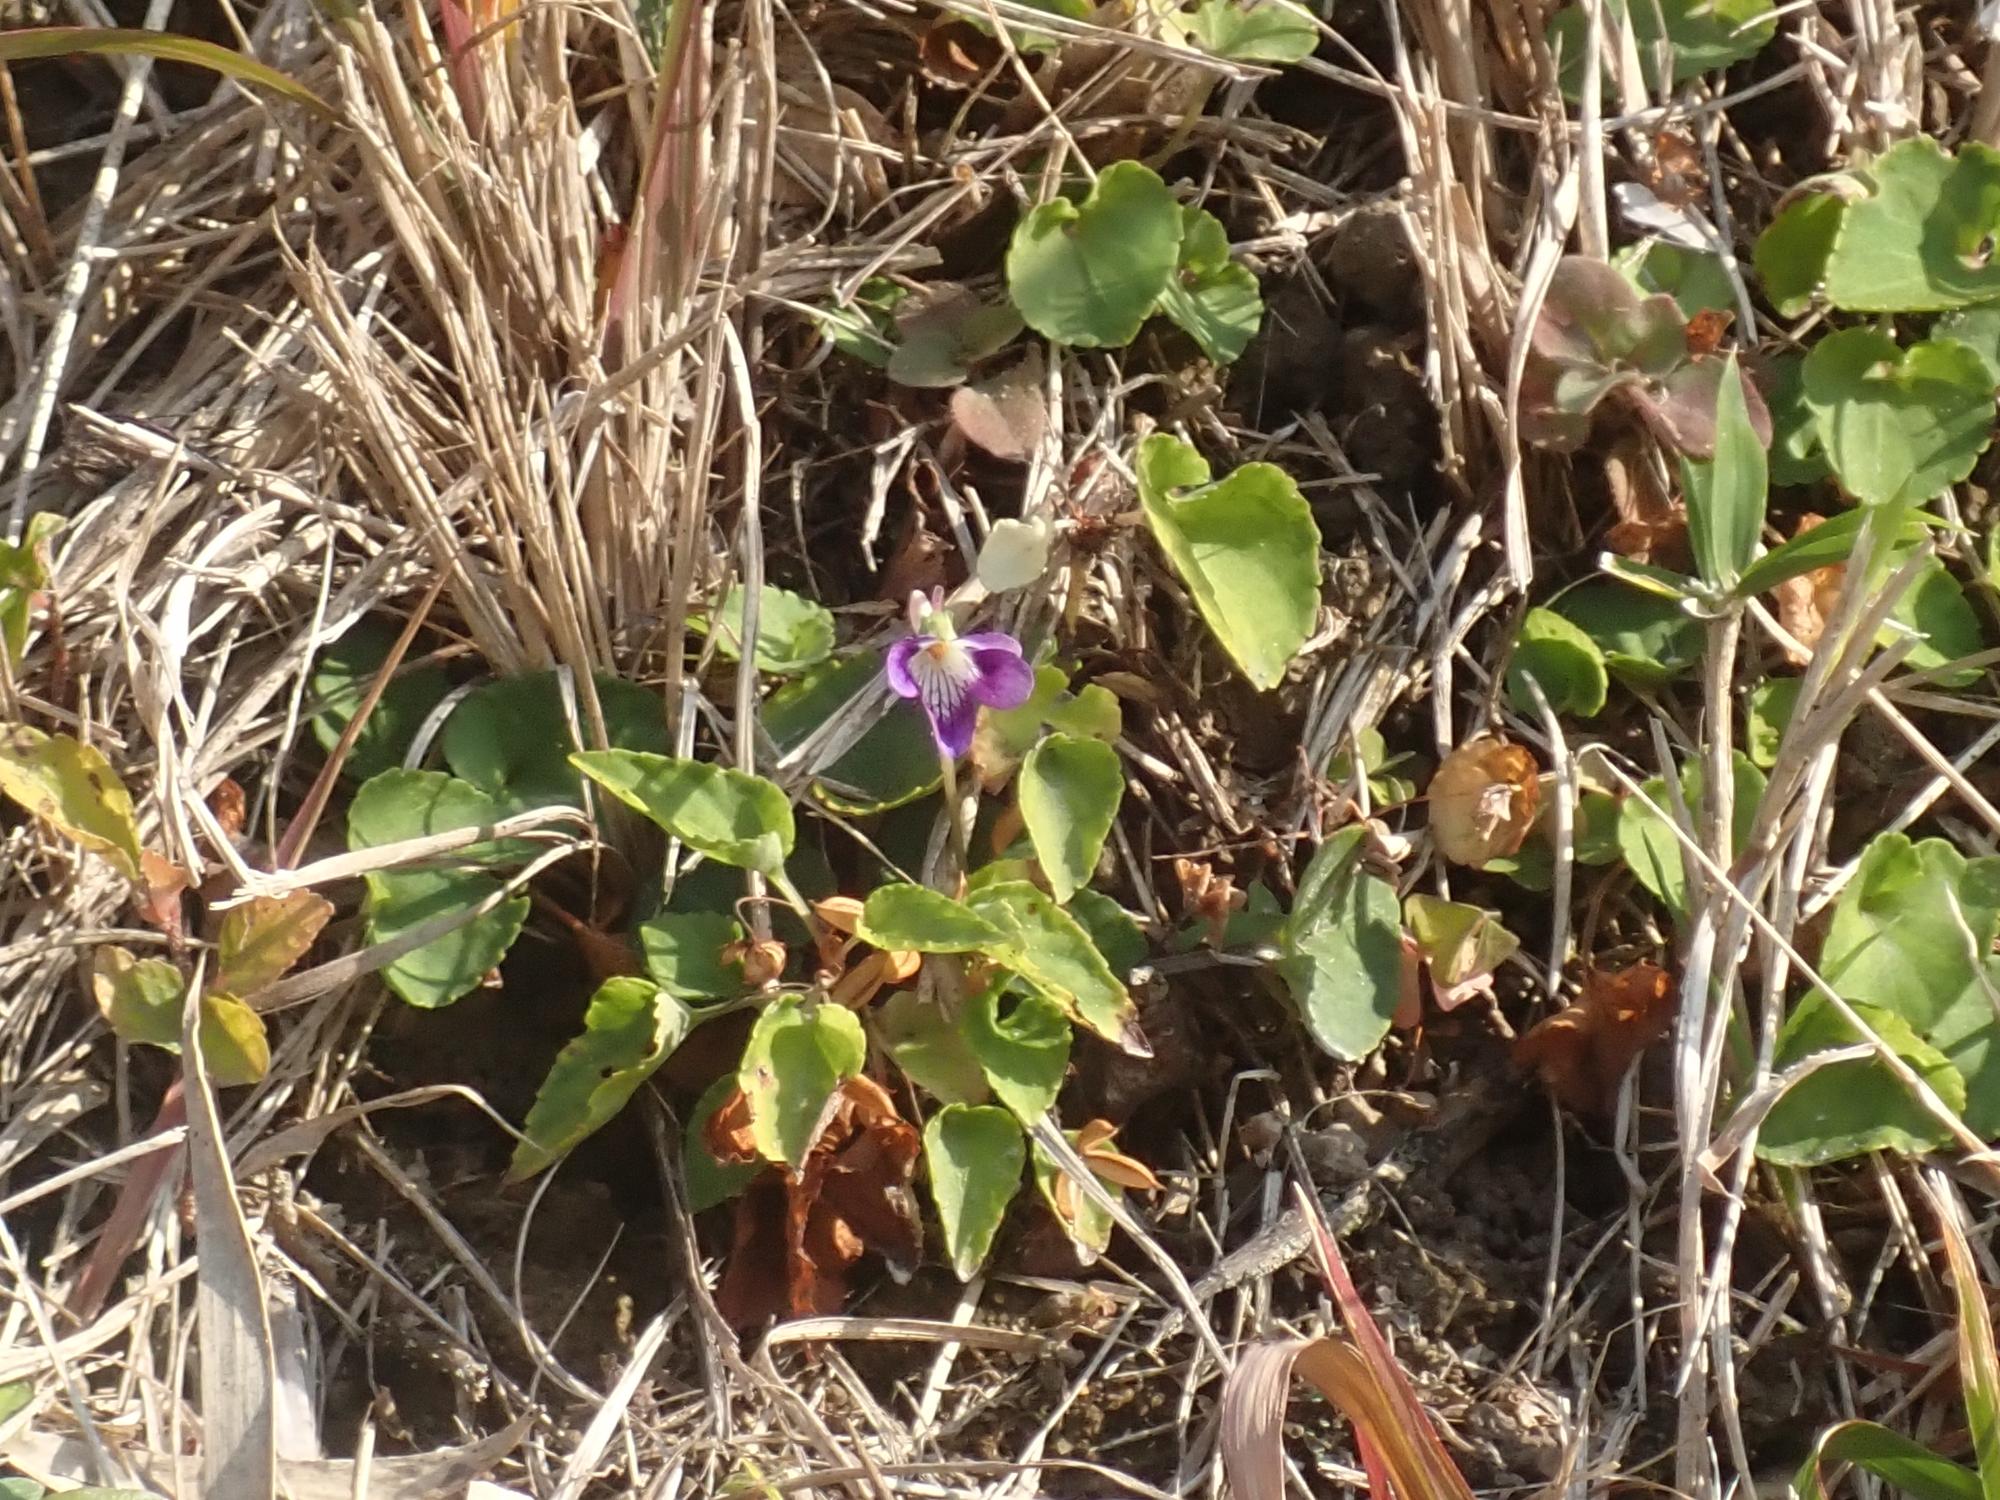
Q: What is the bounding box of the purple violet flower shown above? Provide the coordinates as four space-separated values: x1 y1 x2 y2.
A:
886 591 1034 758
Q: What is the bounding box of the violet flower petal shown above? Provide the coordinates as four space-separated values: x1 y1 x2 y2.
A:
930 694 982 758
885 635 925 699
965 645 1035 709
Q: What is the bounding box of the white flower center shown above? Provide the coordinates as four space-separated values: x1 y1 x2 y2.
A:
907 638 977 717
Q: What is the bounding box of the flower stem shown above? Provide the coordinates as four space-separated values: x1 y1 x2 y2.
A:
937 752 972 884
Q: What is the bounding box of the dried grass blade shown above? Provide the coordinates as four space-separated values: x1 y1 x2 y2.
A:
183 972 277 1500
1932 1173 2000 1500
1217 1182 1478 1500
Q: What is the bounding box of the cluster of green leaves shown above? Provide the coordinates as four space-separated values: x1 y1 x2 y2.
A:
1007 162 1263 363
824 161 1269 383
328 669 670 1008
1754 140 2000 504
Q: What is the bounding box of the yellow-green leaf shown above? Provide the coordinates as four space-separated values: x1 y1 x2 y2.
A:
0 27 331 115
217 891 334 994
0 726 145 882
197 993 271 1087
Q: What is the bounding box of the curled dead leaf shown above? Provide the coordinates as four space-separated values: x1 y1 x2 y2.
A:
134 851 192 946
949 347 1047 464
723 937 788 988
1174 857 1244 947
1770 512 1842 665
827 946 922 1010
1601 431 1687 568
1051 1118 1162 1224
918 18 1003 87
1220 1185 1477 1500
712 1076 923 1328
1513 961 1676 1115
1428 736 1539 867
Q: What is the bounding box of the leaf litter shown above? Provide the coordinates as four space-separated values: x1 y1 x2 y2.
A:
5 0 1998 1493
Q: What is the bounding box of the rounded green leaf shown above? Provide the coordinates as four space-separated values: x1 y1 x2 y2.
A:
858 883 1005 953
196 993 271 1088
1555 582 1702 688
310 618 453 782
695 583 836 675
347 767 506 850
1135 433 1321 691
572 751 794 873
1185 0 1317 60
445 672 669 813
924 1104 1026 1279
1758 995 1965 1166
1018 733 1124 903
509 977 690 1179
877 989 992 1105
1938 303 2000 389
1276 865 1402 1061
965 881 1143 1053
963 979 1070 1122
1803 329 1995 506
637 910 746 999
1505 607 1608 717
0 724 144 882
362 867 530 1009
1823 139 2000 312
347 769 531 1009
93 947 186 1048
1006 161 1182 348
1155 206 1264 364
1753 193 1842 318
738 996 867 1168
1890 558 1985 685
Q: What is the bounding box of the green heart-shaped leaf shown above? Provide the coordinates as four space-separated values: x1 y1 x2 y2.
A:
739 996 867 1168
509 977 690 1179
571 751 794 873
445 672 669 814
1135 433 1320 691
924 1104 1026 1278
694 582 836 675
348 769 529 1008
1006 161 1182 348
1803 328 1996 506
1155 206 1263 364
1505 606 1608 717
1822 138 2000 312
1018 733 1123 903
